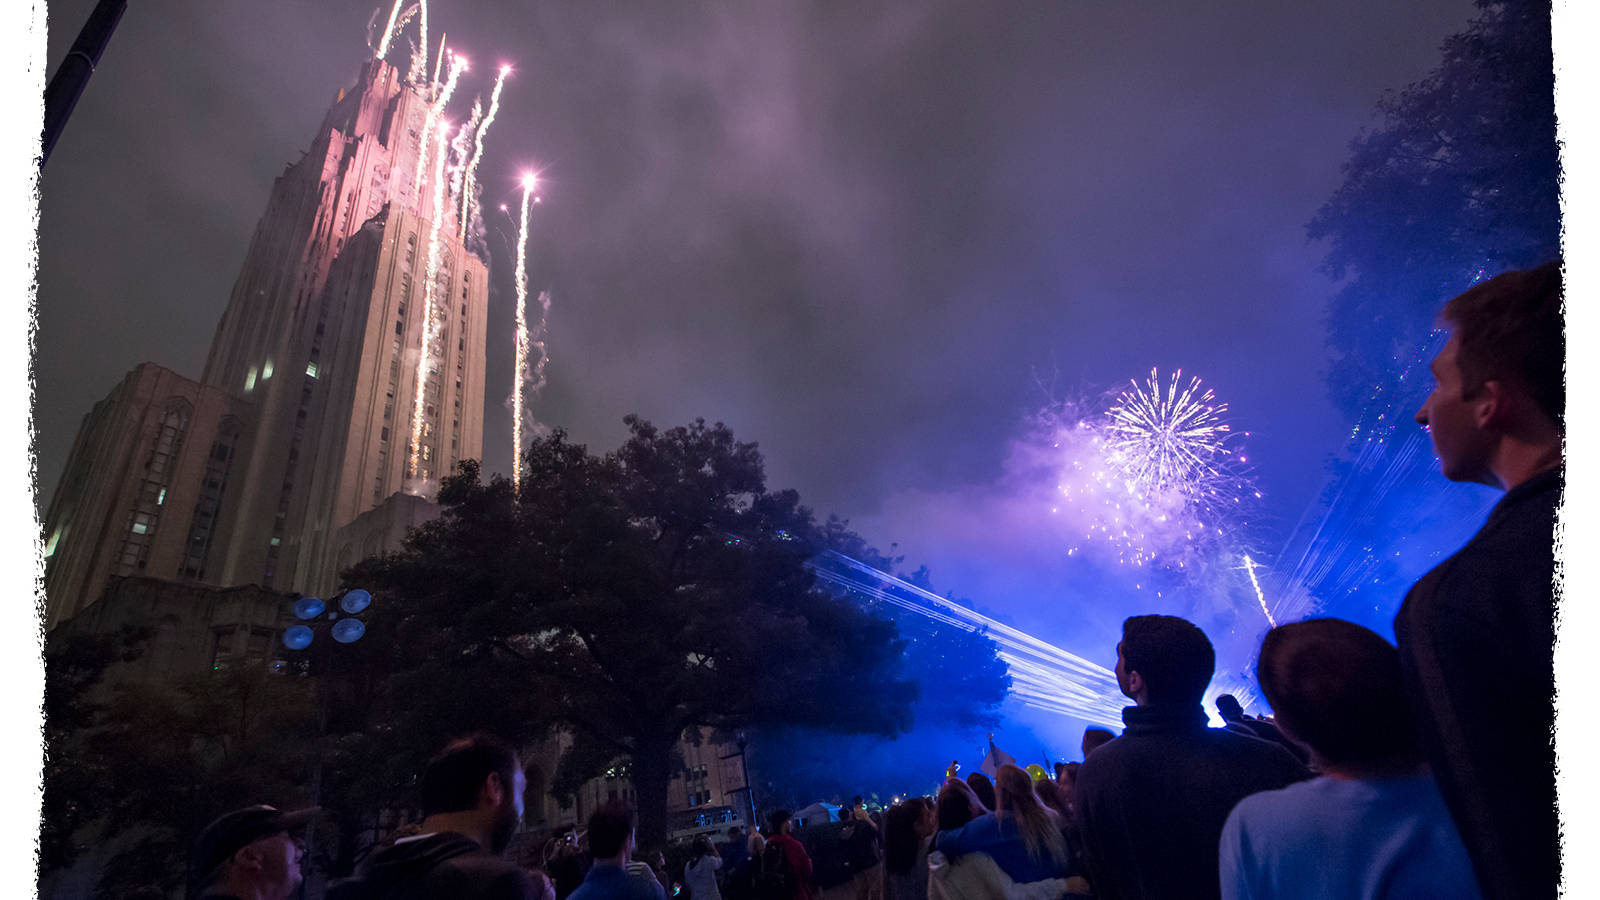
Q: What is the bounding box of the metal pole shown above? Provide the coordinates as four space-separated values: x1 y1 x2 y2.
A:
737 735 755 830
41 0 128 167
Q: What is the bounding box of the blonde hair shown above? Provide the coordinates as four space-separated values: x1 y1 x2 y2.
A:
994 764 1069 868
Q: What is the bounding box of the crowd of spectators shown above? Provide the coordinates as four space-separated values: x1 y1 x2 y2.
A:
187 263 1560 900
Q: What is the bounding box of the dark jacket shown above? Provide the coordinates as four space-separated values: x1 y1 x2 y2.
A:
1395 467 1560 900
1075 703 1310 900
329 831 540 899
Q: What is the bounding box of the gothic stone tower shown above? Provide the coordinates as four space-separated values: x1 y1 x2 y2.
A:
44 58 489 625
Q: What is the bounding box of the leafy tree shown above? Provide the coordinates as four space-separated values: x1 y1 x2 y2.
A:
1309 0 1558 419
40 645 319 898
41 626 148 874
348 417 919 848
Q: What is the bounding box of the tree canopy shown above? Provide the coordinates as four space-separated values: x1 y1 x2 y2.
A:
1309 0 1558 419
348 416 927 847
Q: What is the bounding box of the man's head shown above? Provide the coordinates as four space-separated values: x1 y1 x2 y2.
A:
727 826 744 841
1256 618 1420 772
421 734 527 854
1115 615 1215 706
1417 261 1564 487
587 800 638 862
1081 727 1115 758
189 805 316 900
1214 693 1245 722
767 808 793 835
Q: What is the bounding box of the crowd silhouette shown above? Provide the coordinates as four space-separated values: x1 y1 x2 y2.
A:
191 263 1560 900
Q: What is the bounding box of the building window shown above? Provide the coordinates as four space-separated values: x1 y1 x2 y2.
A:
211 626 238 671
245 366 258 392
115 404 190 576
180 422 240 581
306 362 319 378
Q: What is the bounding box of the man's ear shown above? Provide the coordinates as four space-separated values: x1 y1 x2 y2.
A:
1125 669 1145 699
482 771 506 808
1473 379 1508 430
233 843 264 873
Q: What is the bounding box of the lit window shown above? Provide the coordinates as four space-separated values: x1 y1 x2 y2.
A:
43 530 58 558
269 536 281 547
131 522 149 535
263 359 274 379
245 366 258 392
156 488 166 505
306 362 319 378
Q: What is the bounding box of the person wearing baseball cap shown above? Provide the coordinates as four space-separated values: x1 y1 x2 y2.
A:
189 804 319 900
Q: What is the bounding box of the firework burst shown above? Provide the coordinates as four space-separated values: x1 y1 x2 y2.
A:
1042 368 1257 573
1105 368 1232 501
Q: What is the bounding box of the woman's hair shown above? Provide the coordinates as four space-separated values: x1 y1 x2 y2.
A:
995 764 1069 868
882 802 924 875
935 782 978 832
1032 777 1071 822
964 772 996 811
691 836 712 859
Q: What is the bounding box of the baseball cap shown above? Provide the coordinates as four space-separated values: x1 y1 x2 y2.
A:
189 804 319 888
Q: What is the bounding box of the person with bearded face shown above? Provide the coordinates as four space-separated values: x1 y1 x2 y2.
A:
333 733 539 899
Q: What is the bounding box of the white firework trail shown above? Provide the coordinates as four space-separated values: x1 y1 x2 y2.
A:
408 124 452 485
460 65 511 242
511 178 534 492
415 0 429 90
412 50 465 213
375 0 406 59
449 109 480 226
1242 554 1276 628
527 289 552 396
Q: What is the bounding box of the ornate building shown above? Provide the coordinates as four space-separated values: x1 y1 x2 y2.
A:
43 57 485 627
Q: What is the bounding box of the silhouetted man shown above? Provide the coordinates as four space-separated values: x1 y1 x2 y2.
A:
1220 619 1481 899
189 804 316 900
1214 693 1309 764
335 733 538 898
1081 727 1115 760
1076 615 1308 900
1398 261 1563 900
569 801 665 900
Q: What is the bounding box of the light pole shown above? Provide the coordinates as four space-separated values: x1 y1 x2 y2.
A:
721 731 757 832
281 588 373 898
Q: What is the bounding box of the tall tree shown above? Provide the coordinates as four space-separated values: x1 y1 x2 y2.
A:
1309 0 1558 420
349 417 919 848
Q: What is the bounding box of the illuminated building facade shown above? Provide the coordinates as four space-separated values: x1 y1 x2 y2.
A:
43 58 487 627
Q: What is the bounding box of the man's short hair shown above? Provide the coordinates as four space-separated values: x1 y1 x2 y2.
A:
588 801 637 858
420 733 520 817
1082 727 1115 754
1256 618 1419 768
1215 693 1245 720
767 808 792 832
1442 259 1564 426
1121 615 1215 704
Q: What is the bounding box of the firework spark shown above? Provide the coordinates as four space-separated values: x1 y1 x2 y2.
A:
408 124 452 486
460 65 510 242
1242 554 1276 627
1044 369 1254 571
415 0 429 89
375 0 406 59
1104 368 1232 502
511 175 535 492
449 107 481 227
412 50 465 211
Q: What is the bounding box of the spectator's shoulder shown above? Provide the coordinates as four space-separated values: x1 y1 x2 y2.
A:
487 865 544 900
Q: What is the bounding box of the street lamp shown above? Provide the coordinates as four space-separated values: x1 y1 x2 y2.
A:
281 588 372 896
721 731 757 832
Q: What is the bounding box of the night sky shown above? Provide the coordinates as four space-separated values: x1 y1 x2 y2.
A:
37 1 1494 749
